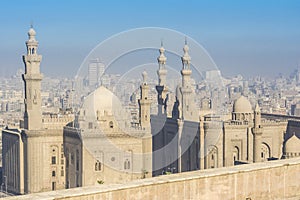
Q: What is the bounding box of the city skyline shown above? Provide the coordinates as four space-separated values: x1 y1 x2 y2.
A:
0 0 300 78
1 8 300 198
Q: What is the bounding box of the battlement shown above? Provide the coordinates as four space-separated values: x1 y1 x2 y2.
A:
42 113 74 130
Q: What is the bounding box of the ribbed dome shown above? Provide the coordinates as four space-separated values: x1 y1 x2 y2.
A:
233 96 252 113
285 134 300 153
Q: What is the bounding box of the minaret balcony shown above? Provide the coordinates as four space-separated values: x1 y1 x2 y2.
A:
23 73 43 81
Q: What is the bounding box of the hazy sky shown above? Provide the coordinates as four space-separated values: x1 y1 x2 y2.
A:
0 0 300 78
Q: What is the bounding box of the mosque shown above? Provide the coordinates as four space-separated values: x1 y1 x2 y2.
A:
2 27 300 195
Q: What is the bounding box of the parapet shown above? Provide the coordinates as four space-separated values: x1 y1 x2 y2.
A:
4 157 300 200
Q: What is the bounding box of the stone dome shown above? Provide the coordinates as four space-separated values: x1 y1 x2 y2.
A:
285 134 300 153
233 96 252 113
82 86 122 119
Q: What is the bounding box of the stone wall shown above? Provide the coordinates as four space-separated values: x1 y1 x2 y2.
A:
4 157 300 200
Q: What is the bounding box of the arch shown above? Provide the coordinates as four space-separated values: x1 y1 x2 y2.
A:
32 48 35 54
124 159 131 170
109 121 114 128
208 145 218 169
261 142 271 161
95 160 102 171
232 146 240 165
95 151 103 171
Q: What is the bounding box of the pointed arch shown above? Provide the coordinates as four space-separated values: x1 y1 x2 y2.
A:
261 142 271 161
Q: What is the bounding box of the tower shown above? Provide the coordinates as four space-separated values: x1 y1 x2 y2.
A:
22 26 43 130
180 39 193 120
138 71 151 128
88 58 105 86
156 42 168 115
252 103 263 162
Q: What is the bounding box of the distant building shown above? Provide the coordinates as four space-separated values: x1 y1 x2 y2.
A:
291 103 300 116
88 58 105 86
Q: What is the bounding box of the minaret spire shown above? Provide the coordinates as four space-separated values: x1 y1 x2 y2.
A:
182 37 191 70
157 41 167 86
22 26 43 130
156 41 168 115
252 102 263 162
180 38 193 120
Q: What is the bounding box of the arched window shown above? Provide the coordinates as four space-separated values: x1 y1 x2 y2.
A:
52 171 56 177
233 146 240 164
261 143 271 161
109 121 114 128
124 159 130 170
32 48 35 54
208 146 218 169
95 160 102 171
127 160 130 169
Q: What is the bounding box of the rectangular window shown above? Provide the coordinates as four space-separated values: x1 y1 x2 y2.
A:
71 153 74 165
52 171 56 177
61 170 64 176
76 160 79 171
88 122 93 129
61 159 64 165
51 156 56 164
52 182 56 191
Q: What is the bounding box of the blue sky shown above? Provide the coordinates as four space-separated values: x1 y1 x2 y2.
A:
0 0 300 78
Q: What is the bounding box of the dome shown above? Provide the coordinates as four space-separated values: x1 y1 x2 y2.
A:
233 96 252 113
285 134 300 153
82 86 122 119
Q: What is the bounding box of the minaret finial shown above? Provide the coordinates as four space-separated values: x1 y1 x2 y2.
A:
185 36 187 45
142 70 147 83
30 21 33 29
158 40 166 66
181 37 191 69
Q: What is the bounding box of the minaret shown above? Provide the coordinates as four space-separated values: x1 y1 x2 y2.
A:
180 38 193 120
22 26 43 130
138 71 151 128
252 103 263 162
156 41 168 115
